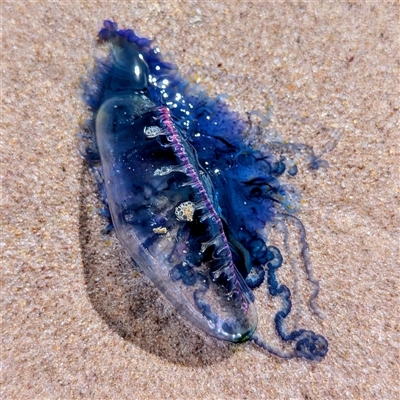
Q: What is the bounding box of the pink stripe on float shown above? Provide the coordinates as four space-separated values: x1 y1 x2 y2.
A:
157 106 248 311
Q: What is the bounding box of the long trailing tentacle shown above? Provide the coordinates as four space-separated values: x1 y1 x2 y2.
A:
255 239 328 360
277 212 326 319
248 210 328 360
252 329 328 361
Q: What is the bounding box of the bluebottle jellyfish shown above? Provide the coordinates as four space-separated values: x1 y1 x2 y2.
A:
80 20 331 361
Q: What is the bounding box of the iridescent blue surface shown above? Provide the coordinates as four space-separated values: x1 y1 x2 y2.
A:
81 20 328 360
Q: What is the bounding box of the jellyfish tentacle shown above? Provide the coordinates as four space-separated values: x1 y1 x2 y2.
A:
277 212 326 319
274 219 301 329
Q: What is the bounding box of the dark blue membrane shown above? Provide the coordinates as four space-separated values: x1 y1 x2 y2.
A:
81 20 330 360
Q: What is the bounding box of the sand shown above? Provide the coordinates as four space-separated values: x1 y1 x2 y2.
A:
2 2 398 399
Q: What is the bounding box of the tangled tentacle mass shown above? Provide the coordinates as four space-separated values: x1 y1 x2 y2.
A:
81 20 331 361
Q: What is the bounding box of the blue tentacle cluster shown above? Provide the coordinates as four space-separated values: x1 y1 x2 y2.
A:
81 20 329 360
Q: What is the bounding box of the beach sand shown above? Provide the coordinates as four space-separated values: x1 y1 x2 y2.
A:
2 2 398 399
